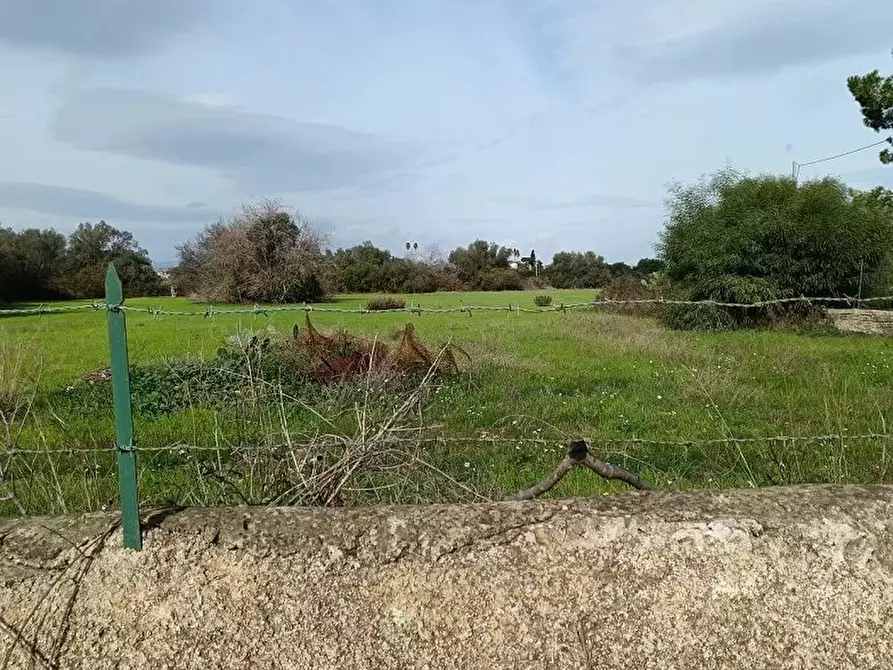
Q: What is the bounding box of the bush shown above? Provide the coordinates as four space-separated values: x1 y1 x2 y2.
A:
659 169 893 330
173 199 328 304
533 295 553 307
599 276 663 317
479 268 523 291
366 297 406 311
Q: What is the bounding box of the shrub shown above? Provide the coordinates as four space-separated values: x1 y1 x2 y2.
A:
479 268 523 291
659 169 893 330
173 199 328 304
366 297 406 311
533 295 553 307
599 276 663 317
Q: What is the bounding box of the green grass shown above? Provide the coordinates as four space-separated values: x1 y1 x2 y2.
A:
2 289 893 514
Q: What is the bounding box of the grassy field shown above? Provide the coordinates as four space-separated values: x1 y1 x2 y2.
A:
2 289 893 514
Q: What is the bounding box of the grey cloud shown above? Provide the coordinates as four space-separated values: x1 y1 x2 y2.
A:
494 193 658 210
0 181 218 223
186 201 207 209
619 4 893 83
52 88 411 192
0 0 211 58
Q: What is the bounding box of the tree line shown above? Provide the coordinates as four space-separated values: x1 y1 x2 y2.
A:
0 198 660 305
168 199 662 302
0 221 161 303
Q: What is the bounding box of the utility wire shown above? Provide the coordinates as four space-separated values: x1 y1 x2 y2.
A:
792 136 892 180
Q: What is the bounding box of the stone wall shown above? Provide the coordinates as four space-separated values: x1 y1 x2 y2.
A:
1 484 892 669
828 308 893 336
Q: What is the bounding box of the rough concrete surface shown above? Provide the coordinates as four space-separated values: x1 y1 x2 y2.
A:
1 484 892 669
828 308 893 336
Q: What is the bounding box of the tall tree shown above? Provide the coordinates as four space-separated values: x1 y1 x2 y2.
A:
0 228 67 302
65 221 161 298
848 51 893 164
448 240 520 290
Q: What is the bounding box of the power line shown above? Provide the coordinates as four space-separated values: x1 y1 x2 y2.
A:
792 136 892 180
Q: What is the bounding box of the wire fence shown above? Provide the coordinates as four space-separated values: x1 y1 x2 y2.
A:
3 293 893 318
4 432 893 457
3 266 893 549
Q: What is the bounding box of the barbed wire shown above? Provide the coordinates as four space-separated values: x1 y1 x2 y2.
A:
3 431 891 456
3 294 893 318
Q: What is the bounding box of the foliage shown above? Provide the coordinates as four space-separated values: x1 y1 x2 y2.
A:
0 222 160 303
0 227 67 303
546 251 611 288
366 297 406 311
847 52 893 164
658 168 893 330
533 295 553 307
599 275 664 317
447 240 519 290
64 221 162 298
634 257 666 276
172 199 327 304
321 242 444 294
608 261 633 278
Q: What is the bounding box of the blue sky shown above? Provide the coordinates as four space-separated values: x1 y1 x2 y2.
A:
0 0 891 267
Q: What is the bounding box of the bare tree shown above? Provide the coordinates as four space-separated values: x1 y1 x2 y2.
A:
173 198 329 303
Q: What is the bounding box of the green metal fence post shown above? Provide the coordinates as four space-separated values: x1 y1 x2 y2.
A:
105 263 142 550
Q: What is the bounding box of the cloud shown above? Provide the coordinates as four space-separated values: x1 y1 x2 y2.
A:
494 193 659 210
0 181 218 223
616 1 893 83
52 88 413 192
0 0 213 58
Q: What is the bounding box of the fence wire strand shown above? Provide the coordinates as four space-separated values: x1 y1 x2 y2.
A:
3 432 892 457
3 294 893 318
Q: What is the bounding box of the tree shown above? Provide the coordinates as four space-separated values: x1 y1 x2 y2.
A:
447 240 519 290
64 221 161 298
658 167 893 329
546 251 611 288
847 51 893 164
608 261 633 278
634 258 666 276
329 242 393 293
0 227 67 302
173 199 327 304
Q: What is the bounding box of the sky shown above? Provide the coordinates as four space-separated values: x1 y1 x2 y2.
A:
0 0 892 268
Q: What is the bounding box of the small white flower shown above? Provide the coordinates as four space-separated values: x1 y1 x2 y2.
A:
464 461 470 468
656 394 662 400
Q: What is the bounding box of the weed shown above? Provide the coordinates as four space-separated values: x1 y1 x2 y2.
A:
366 297 406 311
3 289 893 516
534 295 553 307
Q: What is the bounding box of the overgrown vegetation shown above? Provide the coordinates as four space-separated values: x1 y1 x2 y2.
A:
172 199 327 304
4 288 893 516
659 168 893 330
599 275 664 317
366 297 406 311
533 295 553 307
0 221 161 303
